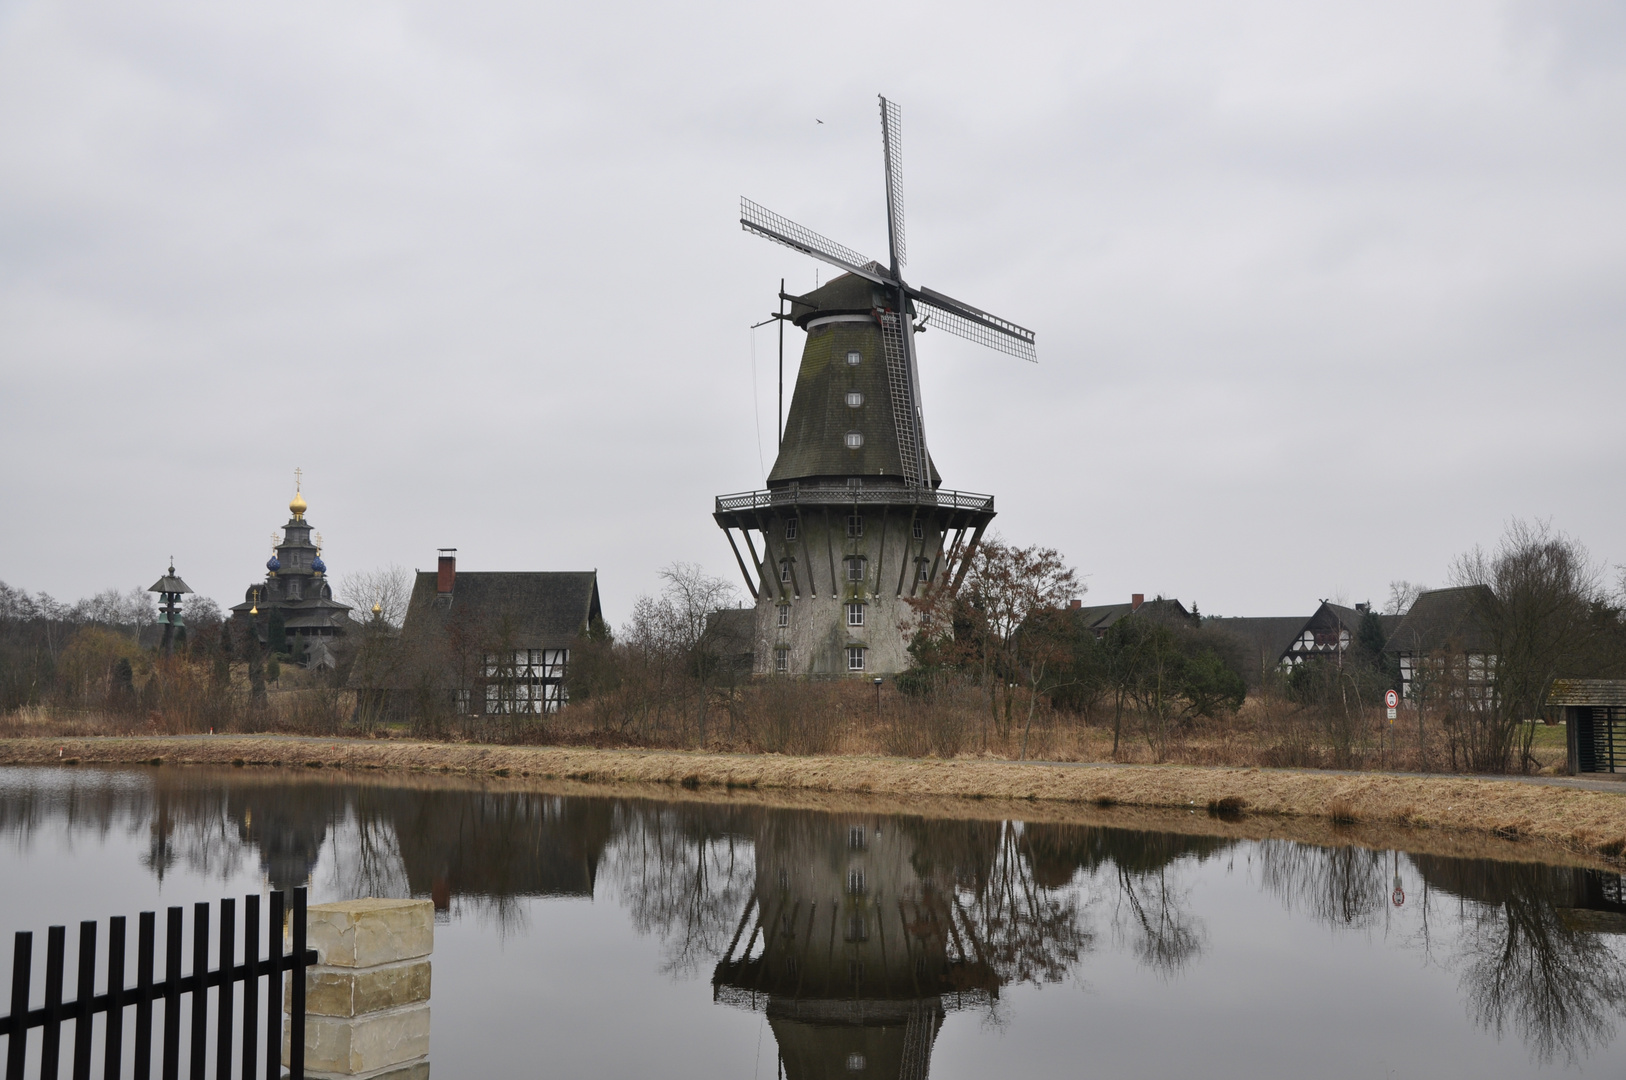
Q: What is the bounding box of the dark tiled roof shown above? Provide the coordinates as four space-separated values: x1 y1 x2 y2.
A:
1072 598 1192 634
704 608 755 677
1205 616 1306 671
1284 603 1402 656
148 573 192 594
1384 585 1496 654
704 608 754 654
402 570 601 650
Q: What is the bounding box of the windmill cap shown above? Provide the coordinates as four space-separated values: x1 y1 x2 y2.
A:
789 273 909 329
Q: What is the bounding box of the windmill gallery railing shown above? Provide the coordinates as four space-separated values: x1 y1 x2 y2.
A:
2 890 316 1080
714 486 994 515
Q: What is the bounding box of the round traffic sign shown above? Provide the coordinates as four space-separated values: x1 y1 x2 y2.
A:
1385 689 1399 709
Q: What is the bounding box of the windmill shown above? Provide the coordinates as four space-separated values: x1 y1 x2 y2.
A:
715 96 1036 678
741 96 1036 488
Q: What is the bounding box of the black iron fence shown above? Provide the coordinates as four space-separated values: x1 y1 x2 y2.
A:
1 889 316 1080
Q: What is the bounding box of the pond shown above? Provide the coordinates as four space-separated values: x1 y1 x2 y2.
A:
2 765 1625 1078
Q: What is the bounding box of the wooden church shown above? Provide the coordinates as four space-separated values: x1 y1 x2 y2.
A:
229 476 352 665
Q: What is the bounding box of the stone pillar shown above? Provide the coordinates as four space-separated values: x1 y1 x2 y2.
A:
286 898 433 1079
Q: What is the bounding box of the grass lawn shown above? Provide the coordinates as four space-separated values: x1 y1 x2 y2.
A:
1526 721 1569 750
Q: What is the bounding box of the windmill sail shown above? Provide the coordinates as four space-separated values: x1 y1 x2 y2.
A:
740 198 891 286
880 96 906 272
910 286 1036 362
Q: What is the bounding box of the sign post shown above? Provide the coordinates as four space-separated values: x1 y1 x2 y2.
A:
1385 689 1398 723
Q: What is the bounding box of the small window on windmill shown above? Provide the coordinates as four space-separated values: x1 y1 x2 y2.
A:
846 556 866 581
785 518 798 540
846 350 861 366
912 520 924 540
846 391 863 408
777 605 790 628
844 431 864 450
847 515 863 538
779 560 791 584
918 560 930 582
847 646 866 672
847 603 865 627
774 647 789 673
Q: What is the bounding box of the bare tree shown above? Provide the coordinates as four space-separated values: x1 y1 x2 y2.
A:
1385 580 1428 617
339 564 414 629
1453 520 1602 772
655 562 739 748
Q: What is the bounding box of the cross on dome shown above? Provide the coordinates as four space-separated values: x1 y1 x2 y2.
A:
290 467 308 520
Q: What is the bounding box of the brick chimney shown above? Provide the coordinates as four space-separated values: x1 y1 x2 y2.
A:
437 549 457 596
1069 599 1082 610
1131 593 1144 611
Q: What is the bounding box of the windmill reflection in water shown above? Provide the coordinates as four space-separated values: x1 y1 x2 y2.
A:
711 816 1006 1080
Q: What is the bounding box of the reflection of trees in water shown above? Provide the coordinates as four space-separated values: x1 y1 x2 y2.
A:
0 769 152 847
1256 841 1388 930
1113 864 1204 978
605 802 756 977
1021 825 1226 980
1412 856 1626 1066
961 822 1092 987
1257 840 1626 1066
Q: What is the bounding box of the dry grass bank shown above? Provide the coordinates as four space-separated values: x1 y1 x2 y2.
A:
2 734 1622 866
5 685 1567 776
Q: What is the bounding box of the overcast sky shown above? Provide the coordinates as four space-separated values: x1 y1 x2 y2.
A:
3 0 1624 625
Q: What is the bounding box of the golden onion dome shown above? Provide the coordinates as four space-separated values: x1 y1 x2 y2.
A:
290 491 308 520
371 600 382 617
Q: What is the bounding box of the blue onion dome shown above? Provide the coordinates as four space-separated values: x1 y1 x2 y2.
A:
312 554 327 574
266 554 281 573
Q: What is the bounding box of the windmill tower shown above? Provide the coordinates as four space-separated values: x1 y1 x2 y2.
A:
715 96 1037 677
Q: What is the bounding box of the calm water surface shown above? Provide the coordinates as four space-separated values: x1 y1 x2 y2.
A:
2 765 1625 1078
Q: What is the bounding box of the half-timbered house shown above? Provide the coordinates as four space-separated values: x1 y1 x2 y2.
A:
1383 585 1496 704
395 551 602 716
